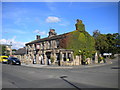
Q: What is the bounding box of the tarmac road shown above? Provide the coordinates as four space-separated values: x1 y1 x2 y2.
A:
2 58 119 89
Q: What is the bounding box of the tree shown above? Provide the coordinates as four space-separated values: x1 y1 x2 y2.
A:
111 33 120 54
93 30 100 38
0 44 6 55
94 34 109 55
93 30 119 56
12 49 17 54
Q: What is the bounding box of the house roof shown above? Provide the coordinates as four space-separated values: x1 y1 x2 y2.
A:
25 31 71 45
15 48 26 55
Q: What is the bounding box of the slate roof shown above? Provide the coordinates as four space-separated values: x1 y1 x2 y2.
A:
25 32 71 45
15 48 26 55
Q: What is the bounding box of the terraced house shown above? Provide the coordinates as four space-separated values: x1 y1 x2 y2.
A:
25 19 97 66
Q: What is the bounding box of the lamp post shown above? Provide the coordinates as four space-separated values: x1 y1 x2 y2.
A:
10 42 12 56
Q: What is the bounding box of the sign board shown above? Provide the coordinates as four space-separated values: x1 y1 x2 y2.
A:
103 53 112 56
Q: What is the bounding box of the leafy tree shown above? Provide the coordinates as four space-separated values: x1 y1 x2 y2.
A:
94 34 109 55
0 44 6 55
93 30 100 38
106 33 117 54
93 30 120 56
112 33 120 54
12 49 17 54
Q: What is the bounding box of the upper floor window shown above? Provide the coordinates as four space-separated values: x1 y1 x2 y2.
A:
43 42 46 49
56 40 59 48
47 41 50 49
50 41 53 49
40 43 43 49
32 44 36 50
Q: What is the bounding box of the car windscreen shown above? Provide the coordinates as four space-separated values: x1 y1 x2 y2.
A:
11 57 17 59
2 57 8 59
10 57 19 61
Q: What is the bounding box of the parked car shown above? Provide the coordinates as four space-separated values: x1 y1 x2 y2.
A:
0 56 8 64
7 57 21 65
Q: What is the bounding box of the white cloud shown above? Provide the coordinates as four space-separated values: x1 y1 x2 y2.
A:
46 16 61 23
0 37 26 49
34 29 47 35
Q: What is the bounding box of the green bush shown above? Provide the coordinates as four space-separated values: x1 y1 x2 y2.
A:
98 56 105 63
50 57 55 63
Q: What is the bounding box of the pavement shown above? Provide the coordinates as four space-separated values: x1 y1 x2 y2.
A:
21 57 117 69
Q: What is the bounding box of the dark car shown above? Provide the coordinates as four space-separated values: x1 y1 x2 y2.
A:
7 57 21 65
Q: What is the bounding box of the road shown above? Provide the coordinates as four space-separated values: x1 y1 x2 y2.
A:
2 58 119 89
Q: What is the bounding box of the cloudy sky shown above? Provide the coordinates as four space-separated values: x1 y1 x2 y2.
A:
1 1 118 49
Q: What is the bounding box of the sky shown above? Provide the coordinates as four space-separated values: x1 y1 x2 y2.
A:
1 2 118 49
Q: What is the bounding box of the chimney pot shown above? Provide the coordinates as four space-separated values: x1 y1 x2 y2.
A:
36 35 40 40
48 29 57 37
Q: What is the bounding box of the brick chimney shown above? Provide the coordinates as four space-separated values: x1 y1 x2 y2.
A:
48 29 57 37
36 35 40 40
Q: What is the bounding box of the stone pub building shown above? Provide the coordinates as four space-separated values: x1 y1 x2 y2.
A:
25 19 97 66
25 29 74 66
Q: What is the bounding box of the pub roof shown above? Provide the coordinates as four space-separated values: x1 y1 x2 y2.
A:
15 48 26 55
25 31 71 45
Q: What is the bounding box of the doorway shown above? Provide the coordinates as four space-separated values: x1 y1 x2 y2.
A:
46 52 51 65
56 53 60 66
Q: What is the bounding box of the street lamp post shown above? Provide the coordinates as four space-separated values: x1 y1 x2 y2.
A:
10 42 12 56
78 50 81 65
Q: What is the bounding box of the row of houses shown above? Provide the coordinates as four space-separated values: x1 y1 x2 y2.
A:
15 19 99 66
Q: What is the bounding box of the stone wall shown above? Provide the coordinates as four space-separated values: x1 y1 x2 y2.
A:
14 55 26 63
